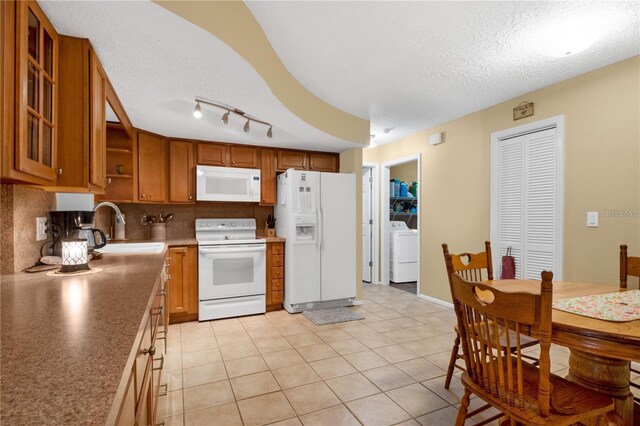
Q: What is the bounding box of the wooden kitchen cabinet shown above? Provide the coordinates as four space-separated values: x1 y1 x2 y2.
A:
198 142 228 166
230 145 259 168
114 275 166 426
96 124 137 203
169 140 195 204
167 246 198 324
1 1 58 184
277 149 308 171
198 143 259 169
138 131 167 203
53 36 107 193
266 241 285 311
260 148 276 206
309 152 339 172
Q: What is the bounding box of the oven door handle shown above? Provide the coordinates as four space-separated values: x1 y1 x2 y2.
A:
199 245 266 254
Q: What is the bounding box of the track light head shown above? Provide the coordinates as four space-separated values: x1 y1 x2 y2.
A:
267 126 273 138
243 120 250 133
222 111 230 125
193 102 202 119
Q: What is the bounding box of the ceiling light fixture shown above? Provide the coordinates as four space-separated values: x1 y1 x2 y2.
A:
193 102 202 119
535 17 602 57
194 98 273 139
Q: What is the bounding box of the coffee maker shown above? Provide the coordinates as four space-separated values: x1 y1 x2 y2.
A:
48 211 106 256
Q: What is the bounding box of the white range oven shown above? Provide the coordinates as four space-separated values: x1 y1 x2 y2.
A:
196 218 266 321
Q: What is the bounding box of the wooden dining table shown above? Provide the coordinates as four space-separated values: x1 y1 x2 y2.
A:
486 279 640 425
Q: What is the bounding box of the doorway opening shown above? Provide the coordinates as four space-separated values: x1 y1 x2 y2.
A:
382 154 421 295
362 163 379 284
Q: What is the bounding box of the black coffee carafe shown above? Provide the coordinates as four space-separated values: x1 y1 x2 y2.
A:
48 211 106 256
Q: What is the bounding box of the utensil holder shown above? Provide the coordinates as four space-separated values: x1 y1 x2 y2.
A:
265 224 275 237
151 223 166 241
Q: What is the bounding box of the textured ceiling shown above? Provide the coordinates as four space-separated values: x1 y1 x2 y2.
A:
40 1 639 150
246 1 640 144
39 1 360 152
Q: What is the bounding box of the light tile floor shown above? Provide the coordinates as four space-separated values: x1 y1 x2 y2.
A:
158 284 638 426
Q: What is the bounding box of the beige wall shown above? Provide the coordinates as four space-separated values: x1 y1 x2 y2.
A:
340 148 364 300
390 162 417 185
364 56 640 302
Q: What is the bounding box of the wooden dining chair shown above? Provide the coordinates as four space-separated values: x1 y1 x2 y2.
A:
441 242 538 389
620 244 640 290
619 244 640 403
450 269 620 425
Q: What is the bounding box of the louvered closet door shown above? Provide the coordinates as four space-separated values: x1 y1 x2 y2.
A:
495 127 559 279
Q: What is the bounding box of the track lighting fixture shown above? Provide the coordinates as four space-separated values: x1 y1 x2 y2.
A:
193 98 273 139
193 102 202 119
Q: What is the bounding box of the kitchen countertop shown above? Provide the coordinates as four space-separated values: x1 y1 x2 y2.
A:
0 250 167 424
257 235 286 243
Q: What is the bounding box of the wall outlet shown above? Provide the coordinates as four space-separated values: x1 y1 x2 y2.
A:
36 217 48 241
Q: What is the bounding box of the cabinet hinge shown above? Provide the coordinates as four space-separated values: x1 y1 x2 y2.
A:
369 261 373 267
369 219 373 225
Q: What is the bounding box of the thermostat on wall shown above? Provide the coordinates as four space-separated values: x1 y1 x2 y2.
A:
429 132 445 146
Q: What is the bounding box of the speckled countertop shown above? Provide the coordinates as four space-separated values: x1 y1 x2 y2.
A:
0 250 167 424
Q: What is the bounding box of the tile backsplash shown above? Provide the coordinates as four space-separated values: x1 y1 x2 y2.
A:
0 184 56 274
95 203 274 241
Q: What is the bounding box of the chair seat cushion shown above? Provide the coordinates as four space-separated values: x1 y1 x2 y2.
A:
460 358 615 425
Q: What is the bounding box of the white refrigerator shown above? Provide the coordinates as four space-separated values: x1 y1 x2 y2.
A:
275 169 356 313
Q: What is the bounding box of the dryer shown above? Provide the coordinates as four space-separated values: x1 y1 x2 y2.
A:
389 221 418 283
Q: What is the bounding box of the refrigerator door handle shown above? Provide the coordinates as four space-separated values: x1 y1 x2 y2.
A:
318 206 323 250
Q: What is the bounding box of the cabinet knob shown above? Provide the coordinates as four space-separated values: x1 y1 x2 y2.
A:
106 177 112 184
232 161 236 164
189 196 193 200
141 193 146 199
142 345 156 356
56 168 63 175
222 160 225 164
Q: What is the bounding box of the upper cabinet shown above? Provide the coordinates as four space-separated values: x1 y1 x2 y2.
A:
277 150 308 171
259 149 276 206
197 143 227 167
169 140 195 204
309 152 339 172
1 1 59 184
198 143 259 169
138 132 167 203
54 36 106 192
229 145 259 168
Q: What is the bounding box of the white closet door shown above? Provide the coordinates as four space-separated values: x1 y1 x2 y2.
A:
496 135 525 278
494 127 560 280
523 128 557 279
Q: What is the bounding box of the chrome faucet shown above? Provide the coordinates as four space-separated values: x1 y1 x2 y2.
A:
94 202 126 224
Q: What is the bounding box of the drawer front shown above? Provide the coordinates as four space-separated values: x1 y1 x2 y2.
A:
272 243 284 255
271 290 283 303
272 255 284 267
272 279 283 291
272 267 284 279
135 316 152 403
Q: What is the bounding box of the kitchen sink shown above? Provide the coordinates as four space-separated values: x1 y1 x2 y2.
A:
96 242 165 254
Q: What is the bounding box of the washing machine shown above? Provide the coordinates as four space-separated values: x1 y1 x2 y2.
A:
389 221 418 283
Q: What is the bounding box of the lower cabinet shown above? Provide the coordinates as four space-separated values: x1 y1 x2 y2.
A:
266 242 284 311
114 273 167 425
167 245 198 324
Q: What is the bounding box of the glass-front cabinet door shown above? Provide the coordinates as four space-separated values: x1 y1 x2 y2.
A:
15 1 57 182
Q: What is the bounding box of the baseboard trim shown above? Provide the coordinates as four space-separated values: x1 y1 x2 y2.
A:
417 293 454 310
352 299 364 305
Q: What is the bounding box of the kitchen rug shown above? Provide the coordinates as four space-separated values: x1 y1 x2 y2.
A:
303 307 364 325
553 290 640 322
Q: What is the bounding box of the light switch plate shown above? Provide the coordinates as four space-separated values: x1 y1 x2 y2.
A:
36 217 47 241
587 211 599 228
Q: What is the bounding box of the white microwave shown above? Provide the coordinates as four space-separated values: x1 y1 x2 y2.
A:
196 165 261 202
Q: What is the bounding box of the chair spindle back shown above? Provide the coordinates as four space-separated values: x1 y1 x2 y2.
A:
620 244 640 290
448 267 554 417
442 242 494 284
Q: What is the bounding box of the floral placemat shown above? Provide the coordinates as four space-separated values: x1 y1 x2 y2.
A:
553 290 640 322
